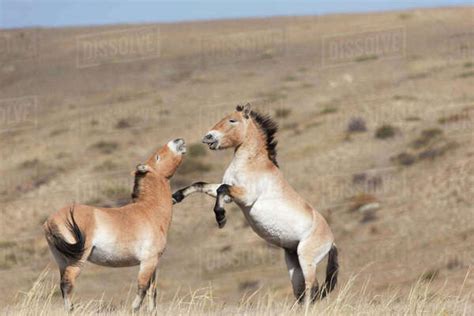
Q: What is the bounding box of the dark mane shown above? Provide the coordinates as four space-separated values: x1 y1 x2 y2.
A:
249 110 279 167
131 171 146 202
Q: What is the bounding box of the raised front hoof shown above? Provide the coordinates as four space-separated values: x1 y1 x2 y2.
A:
214 208 227 229
172 191 184 204
217 217 227 229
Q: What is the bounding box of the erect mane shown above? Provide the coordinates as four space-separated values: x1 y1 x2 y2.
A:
237 105 279 167
131 170 146 202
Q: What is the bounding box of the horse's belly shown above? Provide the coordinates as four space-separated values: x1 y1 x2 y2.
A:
88 246 140 267
242 200 312 249
88 226 146 267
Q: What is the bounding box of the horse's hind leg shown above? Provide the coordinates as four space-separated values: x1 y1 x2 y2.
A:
147 269 158 312
46 240 82 311
284 249 306 303
60 265 83 311
132 257 159 312
297 239 332 306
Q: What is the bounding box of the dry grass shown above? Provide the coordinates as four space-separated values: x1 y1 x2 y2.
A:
4 269 472 316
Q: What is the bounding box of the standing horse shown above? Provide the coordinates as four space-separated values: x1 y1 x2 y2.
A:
173 104 338 304
43 138 186 311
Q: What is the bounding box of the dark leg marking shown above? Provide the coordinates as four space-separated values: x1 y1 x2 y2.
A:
172 181 208 204
214 184 230 228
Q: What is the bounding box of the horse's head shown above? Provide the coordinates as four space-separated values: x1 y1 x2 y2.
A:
143 138 186 178
202 104 252 150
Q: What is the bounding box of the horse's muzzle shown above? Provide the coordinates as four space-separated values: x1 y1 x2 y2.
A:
202 133 218 149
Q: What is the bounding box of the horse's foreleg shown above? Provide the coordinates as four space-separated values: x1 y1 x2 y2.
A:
214 184 245 228
172 182 222 204
132 257 159 312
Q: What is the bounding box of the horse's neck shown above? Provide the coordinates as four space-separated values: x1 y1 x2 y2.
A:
134 176 170 207
228 124 272 175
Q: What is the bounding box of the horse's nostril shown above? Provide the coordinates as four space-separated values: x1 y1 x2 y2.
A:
204 134 213 140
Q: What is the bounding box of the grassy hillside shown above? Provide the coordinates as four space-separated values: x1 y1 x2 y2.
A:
0 6 473 314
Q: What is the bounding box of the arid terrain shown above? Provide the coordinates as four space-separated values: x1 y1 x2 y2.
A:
0 6 473 315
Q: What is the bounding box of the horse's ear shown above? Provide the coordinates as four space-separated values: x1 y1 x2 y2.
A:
243 103 251 119
135 163 150 174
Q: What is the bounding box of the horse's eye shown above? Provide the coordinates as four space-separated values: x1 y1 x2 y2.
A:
156 155 161 161
229 119 237 124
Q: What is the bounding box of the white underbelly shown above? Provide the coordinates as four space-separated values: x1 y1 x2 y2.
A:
240 198 313 249
88 224 155 267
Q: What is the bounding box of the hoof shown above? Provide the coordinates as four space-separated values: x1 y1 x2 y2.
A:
172 191 184 204
214 208 227 228
217 217 227 229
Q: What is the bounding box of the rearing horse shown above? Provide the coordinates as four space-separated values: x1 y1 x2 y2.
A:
173 104 338 304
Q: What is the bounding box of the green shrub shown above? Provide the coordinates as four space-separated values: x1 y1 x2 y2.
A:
354 54 378 62
375 124 396 139
320 106 337 114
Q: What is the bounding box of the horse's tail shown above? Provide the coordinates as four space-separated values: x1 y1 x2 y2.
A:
319 244 339 299
46 206 86 261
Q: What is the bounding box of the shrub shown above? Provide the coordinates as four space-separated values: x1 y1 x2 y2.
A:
90 141 119 154
275 108 292 118
438 113 469 124
375 124 396 139
115 119 131 129
393 95 417 101
94 160 119 172
458 71 474 78
320 106 337 114
19 158 41 169
411 128 443 149
354 54 378 62
283 75 298 82
347 117 367 133
394 152 416 166
418 141 458 161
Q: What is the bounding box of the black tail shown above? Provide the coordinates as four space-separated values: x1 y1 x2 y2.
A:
50 207 86 261
319 244 339 299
